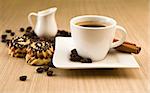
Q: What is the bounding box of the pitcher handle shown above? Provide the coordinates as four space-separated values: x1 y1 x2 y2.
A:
28 12 38 28
111 25 127 48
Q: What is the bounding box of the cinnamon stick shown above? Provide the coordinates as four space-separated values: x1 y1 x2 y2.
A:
113 39 141 54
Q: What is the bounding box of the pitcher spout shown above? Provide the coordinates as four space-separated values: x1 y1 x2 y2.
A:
38 7 57 16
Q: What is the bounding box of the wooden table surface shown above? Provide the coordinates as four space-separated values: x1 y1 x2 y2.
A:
0 0 149 93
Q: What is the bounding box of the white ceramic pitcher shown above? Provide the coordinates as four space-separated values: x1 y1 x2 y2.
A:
28 7 58 38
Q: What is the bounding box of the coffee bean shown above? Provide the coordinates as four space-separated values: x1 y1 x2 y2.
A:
5 29 12 33
1 34 7 39
26 26 32 32
36 67 44 73
70 53 77 58
71 49 78 54
19 76 27 81
70 57 78 61
10 32 15 36
72 56 82 61
56 30 71 37
50 37 55 42
70 49 83 62
80 59 86 63
43 65 49 71
47 70 53 76
20 28 25 32
26 30 30 32
87 58 92 63
81 58 92 63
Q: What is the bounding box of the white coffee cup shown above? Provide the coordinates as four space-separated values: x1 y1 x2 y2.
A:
70 15 127 61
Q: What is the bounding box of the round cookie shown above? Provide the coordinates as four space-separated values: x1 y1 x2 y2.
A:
8 36 31 58
26 41 53 66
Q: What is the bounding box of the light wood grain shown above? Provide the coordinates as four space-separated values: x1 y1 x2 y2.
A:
0 0 149 93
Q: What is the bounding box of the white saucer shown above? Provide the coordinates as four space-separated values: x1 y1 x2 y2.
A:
53 37 140 69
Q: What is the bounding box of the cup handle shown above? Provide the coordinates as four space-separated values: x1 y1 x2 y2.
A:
28 12 38 28
111 25 127 48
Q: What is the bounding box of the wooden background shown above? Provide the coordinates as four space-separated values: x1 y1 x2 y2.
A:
0 0 149 93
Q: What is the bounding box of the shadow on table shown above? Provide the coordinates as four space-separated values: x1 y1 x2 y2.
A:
55 68 141 79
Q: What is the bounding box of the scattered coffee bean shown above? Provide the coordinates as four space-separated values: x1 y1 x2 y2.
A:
70 54 83 62
10 32 15 36
36 67 44 73
43 65 49 71
5 29 12 33
19 75 27 81
20 28 25 32
81 58 92 63
1 34 7 39
56 30 71 37
70 53 77 58
70 49 92 63
71 49 78 54
47 70 53 76
26 26 32 32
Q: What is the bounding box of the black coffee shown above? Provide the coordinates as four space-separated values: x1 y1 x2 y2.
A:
76 21 109 28
79 24 105 27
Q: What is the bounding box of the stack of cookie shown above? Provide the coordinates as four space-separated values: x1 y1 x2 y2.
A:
26 41 53 66
8 36 31 58
6 28 71 66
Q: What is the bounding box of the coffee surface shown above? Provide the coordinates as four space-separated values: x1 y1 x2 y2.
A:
76 21 110 27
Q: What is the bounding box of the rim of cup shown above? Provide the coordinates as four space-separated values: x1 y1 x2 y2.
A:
70 15 117 30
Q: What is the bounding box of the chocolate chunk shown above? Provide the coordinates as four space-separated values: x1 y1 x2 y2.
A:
35 42 42 47
19 76 27 81
39 55 44 59
47 70 53 76
20 28 25 32
1 34 7 39
81 58 92 63
5 29 12 33
36 67 44 73
10 32 15 36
